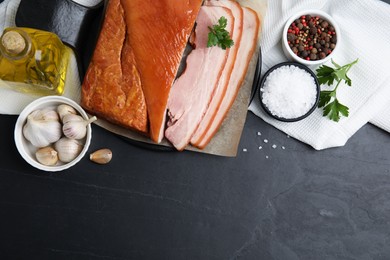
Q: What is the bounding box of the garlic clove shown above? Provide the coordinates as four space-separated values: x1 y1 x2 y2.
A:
35 108 60 121
63 116 97 140
90 148 112 164
62 114 83 124
35 146 58 166
55 137 83 163
23 109 62 147
57 104 77 120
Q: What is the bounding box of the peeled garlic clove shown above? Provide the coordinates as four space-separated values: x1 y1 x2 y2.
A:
63 116 97 139
90 149 112 164
57 104 77 120
23 109 62 148
55 137 83 163
35 146 58 166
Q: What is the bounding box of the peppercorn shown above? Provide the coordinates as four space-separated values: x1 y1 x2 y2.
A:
323 48 329 54
321 21 329 28
330 43 336 49
310 53 317 60
301 50 309 58
311 47 318 54
309 26 317 35
319 52 326 59
287 33 296 42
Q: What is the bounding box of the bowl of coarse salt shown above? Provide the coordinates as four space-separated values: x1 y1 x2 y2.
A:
259 62 320 122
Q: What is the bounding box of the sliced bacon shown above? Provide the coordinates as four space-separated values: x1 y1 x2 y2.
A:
165 6 234 151
190 0 243 146
194 7 260 149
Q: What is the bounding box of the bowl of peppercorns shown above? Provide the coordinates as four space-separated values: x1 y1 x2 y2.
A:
282 9 340 66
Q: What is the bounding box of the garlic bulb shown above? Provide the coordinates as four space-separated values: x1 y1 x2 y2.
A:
90 148 112 164
36 146 58 166
55 137 83 163
57 104 77 120
23 109 62 147
63 116 97 139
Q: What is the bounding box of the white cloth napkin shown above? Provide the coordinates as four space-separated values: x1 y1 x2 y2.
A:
249 0 390 150
0 0 105 114
0 0 20 30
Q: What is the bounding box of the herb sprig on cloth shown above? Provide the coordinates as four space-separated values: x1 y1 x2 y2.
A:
207 16 234 50
316 59 359 122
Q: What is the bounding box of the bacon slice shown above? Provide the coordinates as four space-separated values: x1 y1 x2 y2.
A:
194 7 260 149
165 6 234 151
190 0 243 146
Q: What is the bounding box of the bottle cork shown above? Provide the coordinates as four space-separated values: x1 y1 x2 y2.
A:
1 31 26 55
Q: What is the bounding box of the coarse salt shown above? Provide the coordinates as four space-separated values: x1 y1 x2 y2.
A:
261 65 317 119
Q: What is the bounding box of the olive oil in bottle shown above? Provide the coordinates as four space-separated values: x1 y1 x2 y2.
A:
0 27 70 96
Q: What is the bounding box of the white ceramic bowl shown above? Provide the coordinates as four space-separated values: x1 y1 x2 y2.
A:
282 9 341 66
14 96 92 172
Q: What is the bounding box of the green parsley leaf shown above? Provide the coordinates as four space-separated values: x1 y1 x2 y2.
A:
316 65 336 86
318 90 334 108
323 98 349 122
331 59 341 69
316 59 358 122
207 16 234 50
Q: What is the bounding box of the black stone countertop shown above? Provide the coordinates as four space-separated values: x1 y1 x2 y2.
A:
1 1 390 259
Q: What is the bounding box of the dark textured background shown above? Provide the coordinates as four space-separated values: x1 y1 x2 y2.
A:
1 1 390 259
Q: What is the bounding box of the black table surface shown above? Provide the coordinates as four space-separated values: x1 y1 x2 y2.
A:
2 2 390 260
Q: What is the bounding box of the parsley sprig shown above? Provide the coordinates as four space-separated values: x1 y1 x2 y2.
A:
316 59 359 122
207 16 234 50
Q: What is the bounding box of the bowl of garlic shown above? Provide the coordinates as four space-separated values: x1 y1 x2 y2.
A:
14 96 96 172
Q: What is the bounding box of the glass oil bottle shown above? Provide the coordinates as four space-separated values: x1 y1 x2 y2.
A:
0 27 70 96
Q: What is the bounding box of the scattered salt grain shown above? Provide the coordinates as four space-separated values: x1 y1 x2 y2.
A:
272 144 277 149
257 132 262 136
258 146 262 150
261 65 317 119
243 148 247 152
287 135 290 138
264 139 268 143
282 146 286 150
265 155 269 159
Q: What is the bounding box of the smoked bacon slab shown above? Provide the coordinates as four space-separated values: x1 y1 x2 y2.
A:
82 0 203 141
82 0 148 133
